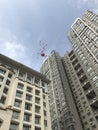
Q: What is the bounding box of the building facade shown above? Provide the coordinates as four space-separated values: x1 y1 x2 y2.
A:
0 54 51 130
63 10 98 130
41 51 83 130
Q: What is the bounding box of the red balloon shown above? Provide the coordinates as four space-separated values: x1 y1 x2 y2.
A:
41 52 45 57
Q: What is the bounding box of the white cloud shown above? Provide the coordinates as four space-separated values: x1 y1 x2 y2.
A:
1 41 26 59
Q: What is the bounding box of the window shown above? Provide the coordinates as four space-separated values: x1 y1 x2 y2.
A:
23 125 31 130
16 91 22 98
14 100 21 108
35 97 40 104
35 106 40 113
43 102 46 107
0 119 3 127
44 110 47 116
0 76 3 82
0 96 6 104
42 82 45 87
8 73 12 79
35 90 40 96
25 103 32 111
44 120 47 127
27 86 32 93
19 72 24 78
35 78 39 84
43 95 45 99
0 69 6 74
10 123 18 130
6 80 10 86
26 94 32 101
17 83 24 90
3 87 8 94
27 76 31 82
12 111 20 119
35 116 41 124
24 113 31 122
35 127 41 130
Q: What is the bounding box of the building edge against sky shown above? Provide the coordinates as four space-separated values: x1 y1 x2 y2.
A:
0 54 52 130
41 10 98 130
63 10 98 130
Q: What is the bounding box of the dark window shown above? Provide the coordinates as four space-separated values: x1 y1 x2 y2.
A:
43 102 46 107
35 78 39 84
35 116 41 124
12 111 20 119
27 76 31 82
35 127 41 130
23 125 31 130
35 106 40 113
9 123 18 130
8 73 12 79
0 119 3 127
42 82 45 87
25 103 32 110
44 120 47 127
27 86 32 93
16 91 22 98
24 113 31 122
43 95 45 99
44 110 47 116
0 76 3 82
0 69 6 74
35 90 40 96
3 87 8 94
14 100 21 108
19 72 24 78
6 80 10 86
17 83 24 89
26 94 32 101
0 96 6 104
35 97 40 104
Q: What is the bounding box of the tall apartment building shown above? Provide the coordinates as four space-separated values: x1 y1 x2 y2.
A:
63 10 98 130
41 51 83 130
41 10 98 130
0 54 51 130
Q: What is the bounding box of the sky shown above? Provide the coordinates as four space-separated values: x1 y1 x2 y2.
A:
0 0 98 71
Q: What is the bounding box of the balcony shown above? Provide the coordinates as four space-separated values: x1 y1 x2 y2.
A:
72 59 78 65
90 98 98 108
79 75 87 83
82 82 92 91
86 90 96 100
74 64 81 71
77 69 84 77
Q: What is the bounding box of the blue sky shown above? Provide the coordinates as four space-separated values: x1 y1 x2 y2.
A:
0 0 98 71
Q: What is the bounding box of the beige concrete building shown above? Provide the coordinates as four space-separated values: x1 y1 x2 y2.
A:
41 51 83 130
63 10 98 130
0 54 51 130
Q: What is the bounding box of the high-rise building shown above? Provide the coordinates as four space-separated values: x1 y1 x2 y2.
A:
41 10 98 130
41 51 83 130
0 54 51 130
63 10 98 130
